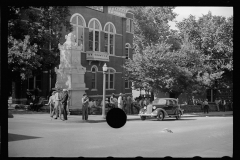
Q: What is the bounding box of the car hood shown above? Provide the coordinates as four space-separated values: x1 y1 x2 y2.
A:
146 105 153 114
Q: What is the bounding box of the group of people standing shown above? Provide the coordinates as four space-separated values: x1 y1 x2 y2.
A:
46 88 69 121
80 93 150 121
201 98 232 114
111 93 133 114
109 93 148 115
215 98 232 112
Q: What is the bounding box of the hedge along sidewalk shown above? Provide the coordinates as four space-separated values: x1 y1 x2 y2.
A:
180 104 232 113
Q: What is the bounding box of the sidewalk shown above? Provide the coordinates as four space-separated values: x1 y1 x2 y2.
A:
9 108 233 122
83 111 233 122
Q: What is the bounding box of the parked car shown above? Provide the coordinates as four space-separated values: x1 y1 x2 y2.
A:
138 98 184 121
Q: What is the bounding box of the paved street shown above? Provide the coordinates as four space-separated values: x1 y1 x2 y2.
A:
8 112 233 157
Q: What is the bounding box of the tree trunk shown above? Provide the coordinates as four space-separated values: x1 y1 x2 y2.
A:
150 91 154 102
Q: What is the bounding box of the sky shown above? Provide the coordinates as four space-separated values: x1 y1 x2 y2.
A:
168 7 233 30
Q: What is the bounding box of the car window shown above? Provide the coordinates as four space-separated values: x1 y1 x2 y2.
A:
153 99 166 105
169 100 173 105
172 100 176 105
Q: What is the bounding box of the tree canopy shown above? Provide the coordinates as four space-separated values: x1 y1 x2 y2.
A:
176 12 233 89
8 6 72 80
124 8 233 97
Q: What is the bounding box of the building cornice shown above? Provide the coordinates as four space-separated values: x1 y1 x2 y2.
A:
108 6 133 18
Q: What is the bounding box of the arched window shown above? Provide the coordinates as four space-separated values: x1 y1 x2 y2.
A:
104 23 116 55
88 18 102 52
125 43 131 59
106 68 115 89
91 65 98 89
70 14 86 51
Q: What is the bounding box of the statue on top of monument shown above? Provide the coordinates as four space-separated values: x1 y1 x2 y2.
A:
64 32 77 47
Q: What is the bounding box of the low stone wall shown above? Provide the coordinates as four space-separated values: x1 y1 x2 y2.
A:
181 104 218 113
12 99 28 105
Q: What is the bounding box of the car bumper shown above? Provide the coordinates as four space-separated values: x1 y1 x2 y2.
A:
138 113 157 117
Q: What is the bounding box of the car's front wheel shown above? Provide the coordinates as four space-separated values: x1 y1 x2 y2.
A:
140 116 146 121
176 110 181 120
157 111 164 121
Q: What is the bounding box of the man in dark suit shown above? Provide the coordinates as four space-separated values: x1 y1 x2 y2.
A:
61 89 69 121
82 93 89 121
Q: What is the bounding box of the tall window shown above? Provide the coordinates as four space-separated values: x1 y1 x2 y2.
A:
70 14 85 51
28 75 41 90
125 79 130 89
104 23 115 55
91 66 97 89
106 68 115 89
88 19 101 52
126 18 134 33
125 43 131 59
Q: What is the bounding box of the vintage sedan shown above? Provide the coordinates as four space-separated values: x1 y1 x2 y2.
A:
138 98 184 121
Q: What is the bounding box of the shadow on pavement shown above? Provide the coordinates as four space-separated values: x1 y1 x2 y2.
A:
8 133 41 142
150 118 197 121
66 119 106 123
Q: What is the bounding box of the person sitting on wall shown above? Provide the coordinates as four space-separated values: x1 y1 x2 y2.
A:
101 98 110 109
34 97 44 112
88 98 94 115
26 89 33 105
34 86 41 100
31 95 37 111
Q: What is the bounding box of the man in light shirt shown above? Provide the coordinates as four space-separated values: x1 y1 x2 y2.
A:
118 93 123 109
110 93 115 108
47 91 56 116
52 88 62 119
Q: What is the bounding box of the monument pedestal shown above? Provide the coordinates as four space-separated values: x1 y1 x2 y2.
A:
55 32 88 111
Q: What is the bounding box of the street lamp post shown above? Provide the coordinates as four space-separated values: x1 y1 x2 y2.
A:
102 63 108 119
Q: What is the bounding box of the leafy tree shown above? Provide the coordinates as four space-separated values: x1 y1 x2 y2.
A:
126 8 232 100
8 6 72 80
8 35 41 79
176 12 233 89
128 7 180 98
132 6 177 52
125 38 212 98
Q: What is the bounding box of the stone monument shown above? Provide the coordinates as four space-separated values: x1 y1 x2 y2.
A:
55 32 88 111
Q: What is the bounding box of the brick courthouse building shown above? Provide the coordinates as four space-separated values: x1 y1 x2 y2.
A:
11 6 134 103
